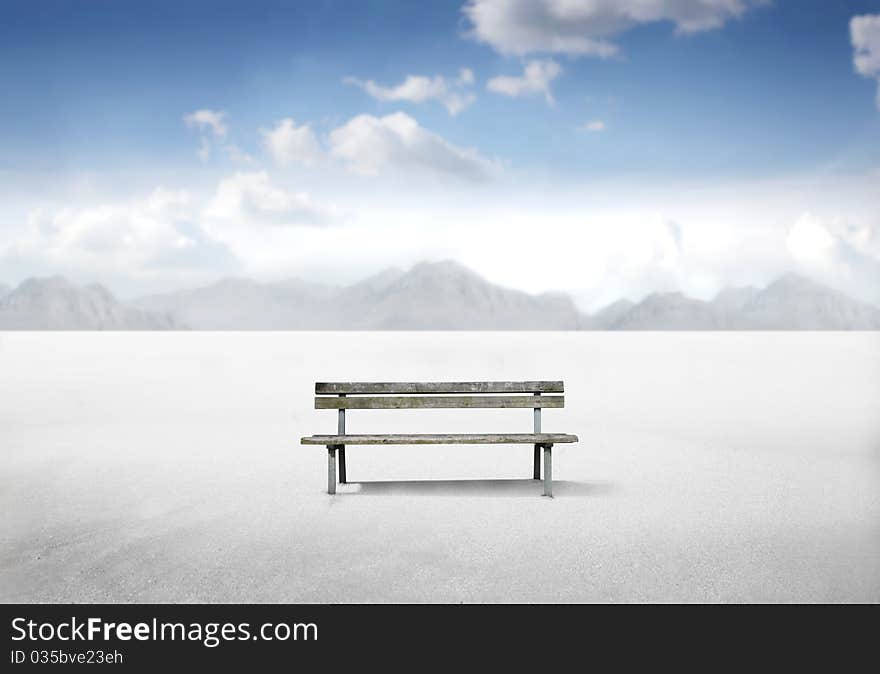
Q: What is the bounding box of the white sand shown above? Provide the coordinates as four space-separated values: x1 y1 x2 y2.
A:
1 332 879 602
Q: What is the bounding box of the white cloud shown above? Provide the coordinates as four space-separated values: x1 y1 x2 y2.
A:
260 118 323 168
786 211 880 305
487 59 561 103
786 212 837 266
581 119 606 132
327 112 499 181
197 137 212 162
851 14 880 109
345 74 443 104
183 109 228 138
2 175 338 287
344 69 477 115
222 144 256 164
198 173 342 277
257 111 500 180
9 188 222 276
457 67 476 86
786 211 880 273
203 171 334 227
184 109 252 164
463 0 758 57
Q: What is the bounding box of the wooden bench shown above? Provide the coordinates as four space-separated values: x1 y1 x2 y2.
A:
300 381 578 497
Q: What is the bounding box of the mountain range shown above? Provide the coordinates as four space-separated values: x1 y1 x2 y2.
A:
0 276 181 330
133 261 586 330
1 261 879 330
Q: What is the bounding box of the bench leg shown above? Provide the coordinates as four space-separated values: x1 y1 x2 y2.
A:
543 444 553 497
533 444 540 480
327 446 337 495
339 446 346 484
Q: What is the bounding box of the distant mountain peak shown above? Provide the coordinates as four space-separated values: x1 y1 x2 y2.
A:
16 275 73 292
0 276 182 330
742 271 880 329
410 259 473 274
766 271 825 292
405 259 485 284
351 267 405 293
611 290 719 330
599 298 635 311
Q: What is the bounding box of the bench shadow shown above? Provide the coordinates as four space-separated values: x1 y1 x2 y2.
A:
347 478 619 498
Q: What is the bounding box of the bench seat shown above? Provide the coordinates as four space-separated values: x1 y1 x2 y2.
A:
303 381 577 496
302 433 578 445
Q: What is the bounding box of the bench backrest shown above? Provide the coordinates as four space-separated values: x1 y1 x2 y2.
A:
314 381 564 409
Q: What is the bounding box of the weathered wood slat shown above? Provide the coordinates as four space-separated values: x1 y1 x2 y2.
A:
315 395 564 409
315 381 563 395
301 433 578 445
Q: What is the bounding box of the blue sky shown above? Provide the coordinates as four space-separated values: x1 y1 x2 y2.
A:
3 0 879 174
2 0 880 307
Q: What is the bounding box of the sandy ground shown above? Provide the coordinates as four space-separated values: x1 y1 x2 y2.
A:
1 332 879 603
